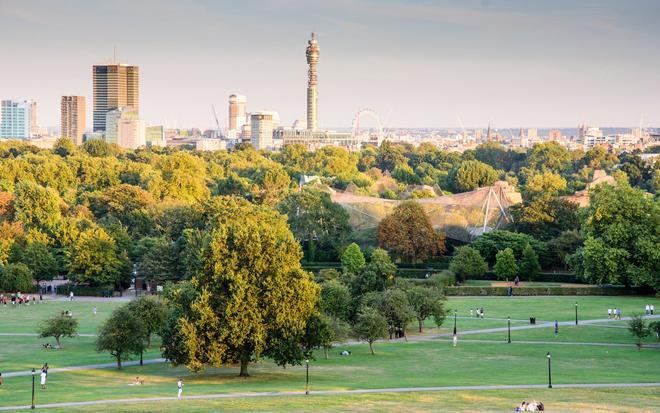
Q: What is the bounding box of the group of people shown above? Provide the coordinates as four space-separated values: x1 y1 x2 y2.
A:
0 293 42 306
607 308 622 320
470 308 485 318
516 400 544 411
644 304 655 315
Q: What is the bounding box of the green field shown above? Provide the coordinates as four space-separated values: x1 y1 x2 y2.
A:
0 296 658 411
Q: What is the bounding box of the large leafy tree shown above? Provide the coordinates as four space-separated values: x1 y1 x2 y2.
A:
0 263 33 292
67 227 129 287
406 286 446 333
353 306 388 355
176 197 319 376
362 289 414 340
13 240 58 282
448 160 499 192
580 184 659 289
494 248 518 280
278 189 350 261
377 201 445 263
96 306 147 368
127 296 168 348
89 184 155 237
519 243 541 280
13 181 62 230
449 246 488 281
341 243 366 274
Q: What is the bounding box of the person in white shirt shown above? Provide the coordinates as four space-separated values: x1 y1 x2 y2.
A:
607 308 612 319
646 304 650 315
177 379 183 399
40 371 47 389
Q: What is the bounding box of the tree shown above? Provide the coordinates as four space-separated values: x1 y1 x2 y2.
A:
627 315 650 349
82 139 113 157
320 279 352 322
526 142 571 173
13 240 57 282
176 197 319 376
67 227 128 287
96 305 147 368
448 160 498 192
127 296 168 348
362 289 414 340
0 263 33 292
135 237 180 284
352 248 397 296
341 243 366 274
471 230 543 265
449 246 488 281
649 321 660 341
353 306 388 355
493 248 518 280
53 137 76 157
406 286 446 332
377 201 445 263
38 314 79 349
89 184 155 237
278 189 350 262
13 181 62 230
376 140 406 172
519 243 541 280
581 184 659 290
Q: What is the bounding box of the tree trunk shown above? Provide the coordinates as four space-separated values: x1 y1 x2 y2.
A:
239 357 250 377
418 319 423 333
147 333 151 348
403 328 408 342
55 336 62 349
368 341 374 355
324 346 329 359
116 354 122 369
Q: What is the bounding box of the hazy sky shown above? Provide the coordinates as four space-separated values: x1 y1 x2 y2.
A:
1 0 659 129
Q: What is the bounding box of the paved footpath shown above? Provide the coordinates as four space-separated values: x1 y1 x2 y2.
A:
1 382 658 411
3 359 166 378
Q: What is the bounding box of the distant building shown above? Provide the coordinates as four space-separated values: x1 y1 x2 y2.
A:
195 138 227 151
274 128 357 150
105 107 144 149
251 112 275 150
228 94 247 131
145 125 166 147
548 130 561 140
93 64 139 132
61 96 86 145
0 100 31 139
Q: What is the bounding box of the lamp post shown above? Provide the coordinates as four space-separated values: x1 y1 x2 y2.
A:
31 368 36 409
453 310 457 336
507 316 511 343
575 302 578 325
305 359 310 395
547 352 552 388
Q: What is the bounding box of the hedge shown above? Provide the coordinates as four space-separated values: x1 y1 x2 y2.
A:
55 284 115 297
444 286 648 296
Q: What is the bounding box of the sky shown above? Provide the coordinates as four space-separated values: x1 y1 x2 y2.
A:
0 0 659 130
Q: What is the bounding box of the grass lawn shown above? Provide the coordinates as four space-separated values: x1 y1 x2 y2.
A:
445 296 659 322
1 295 658 411
34 388 660 412
0 338 658 407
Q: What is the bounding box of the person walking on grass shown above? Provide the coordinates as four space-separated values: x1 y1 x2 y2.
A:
177 379 183 399
40 370 47 389
651 304 655 315
69 291 74 301
554 320 559 337
608 308 612 319
92 306 97 316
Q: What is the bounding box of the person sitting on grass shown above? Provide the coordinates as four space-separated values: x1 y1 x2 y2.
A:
131 376 144 385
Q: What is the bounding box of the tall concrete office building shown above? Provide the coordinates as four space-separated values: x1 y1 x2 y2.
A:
0 100 31 139
250 112 275 150
228 94 247 131
61 96 86 145
306 32 319 131
93 64 139 132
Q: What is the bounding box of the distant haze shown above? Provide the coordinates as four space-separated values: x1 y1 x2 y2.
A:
1 0 658 129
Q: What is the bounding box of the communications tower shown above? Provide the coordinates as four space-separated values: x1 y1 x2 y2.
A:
306 32 320 131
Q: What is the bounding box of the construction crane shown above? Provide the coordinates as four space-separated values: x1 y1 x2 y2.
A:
211 104 221 138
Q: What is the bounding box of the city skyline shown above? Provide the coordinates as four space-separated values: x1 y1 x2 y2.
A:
1 0 659 129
